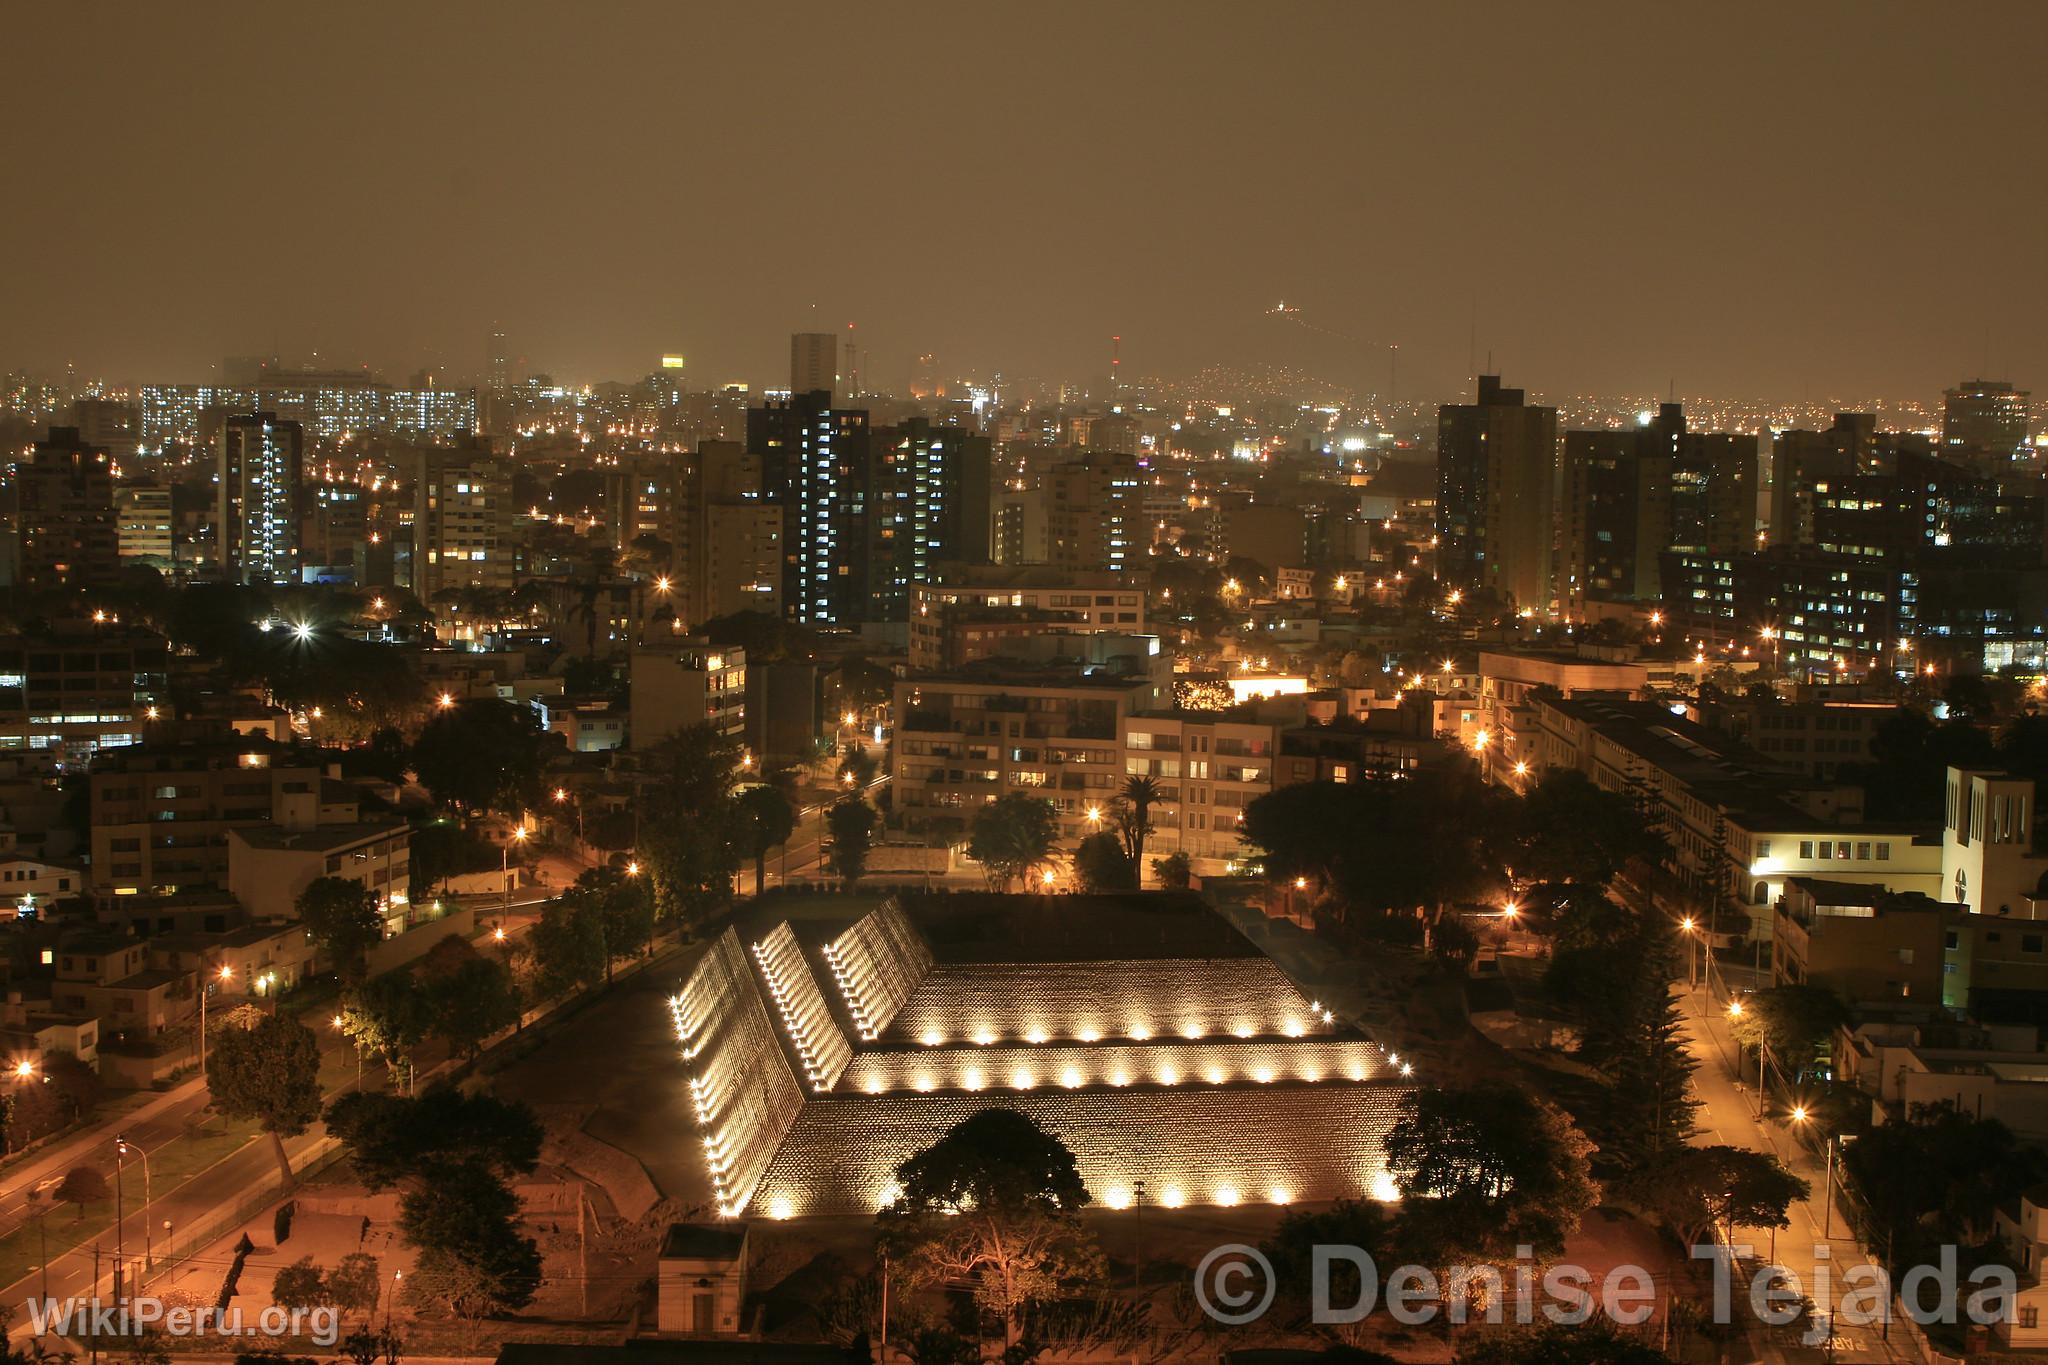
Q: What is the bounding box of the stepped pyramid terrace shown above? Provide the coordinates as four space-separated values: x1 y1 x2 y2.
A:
670 891 1413 1219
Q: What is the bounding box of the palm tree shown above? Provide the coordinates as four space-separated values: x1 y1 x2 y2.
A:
1116 776 1161 870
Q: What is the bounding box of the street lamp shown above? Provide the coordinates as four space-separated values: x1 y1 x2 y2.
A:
1728 999 1769 1118
1790 1105 1839 1239
199 963 231 1081
1679 916 1698 989
118 1135 154 1272
436 691 456 710
503 825 528 917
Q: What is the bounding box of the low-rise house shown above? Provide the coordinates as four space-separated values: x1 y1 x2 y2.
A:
50 933 190 1038
147 922 318 998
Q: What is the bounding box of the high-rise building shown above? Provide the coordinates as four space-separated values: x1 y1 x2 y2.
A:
1768 413 1871 548
748 391 872 626
114 486 174 573
870 418 993 619
1942 379 2031 472
409 438 513 600
71 399 140 455
789 333 839 401
1046 451 1138 576
1436 375 1559 611
685 441 783 624
10 426 120 591
1560 429 1671 609
218 413 305 584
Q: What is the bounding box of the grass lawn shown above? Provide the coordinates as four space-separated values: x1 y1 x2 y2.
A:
0 1116 258 1288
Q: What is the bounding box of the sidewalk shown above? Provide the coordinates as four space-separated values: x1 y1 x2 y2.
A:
1679 988 1914 1362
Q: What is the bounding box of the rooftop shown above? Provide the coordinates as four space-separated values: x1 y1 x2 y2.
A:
658 1222 748 1261
229 821 406 853
903 892 1262 964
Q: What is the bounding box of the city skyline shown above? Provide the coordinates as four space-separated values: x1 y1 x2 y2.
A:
5 3 2047 401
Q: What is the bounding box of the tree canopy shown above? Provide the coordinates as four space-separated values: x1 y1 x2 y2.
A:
1383 1082 1599 1259
207 1013 323 1185
968 794 1060 891
879 1108 1101 1347
295 877 384 981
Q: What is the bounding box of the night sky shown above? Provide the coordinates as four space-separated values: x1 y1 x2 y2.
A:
5 1 2044 401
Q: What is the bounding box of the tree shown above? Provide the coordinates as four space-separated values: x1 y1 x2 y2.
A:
636 725 745 929
208 1014 323 1186
324 1086 543 1191
399 1164 541 1320
545 864 654 985
827 798 877 887
56 1166 107 1219
1843 1101 2048 1273
337 972 434 1085
295 877 384 981
968 795 1060 891
1243 770 1500 922
410 699 553 815
270 1257 328 1311
327 1252 382 1322
1641 1145 1808 1252
1073 832 1136 892
529 893 607 997
417 939 522 1058
879 1109 1102 1348
1383 1083 1599 1259
1544 918 1698 1177
1727 984 1850 1084
1508 768 1667 886
326 1088 542 1332
1150 850 1192 890
735 784 796 894
1455 1320 1677 1365
1113 776 1160 869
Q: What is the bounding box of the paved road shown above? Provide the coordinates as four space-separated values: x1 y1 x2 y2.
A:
1678 986 1909 1362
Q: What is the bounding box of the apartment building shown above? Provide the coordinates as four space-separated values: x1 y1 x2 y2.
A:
891 663 1164 841
908 568 1144 672
226 820 411 921
0 627 169 765
87 740 354 893
1121 712 1277 865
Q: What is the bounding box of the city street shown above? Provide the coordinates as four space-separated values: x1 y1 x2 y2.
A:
1677 987 1910 1363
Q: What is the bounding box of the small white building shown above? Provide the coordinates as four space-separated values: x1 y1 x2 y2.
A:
655 1223 748 1335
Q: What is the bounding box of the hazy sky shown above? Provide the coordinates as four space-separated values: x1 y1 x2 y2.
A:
4 2 2044 404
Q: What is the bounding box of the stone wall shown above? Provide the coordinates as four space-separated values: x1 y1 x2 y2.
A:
748 1081 1408 1218
750 921 853 1090
670 928 805 1215
838 1035 1387 1095
884 957 1323 1047
821 898 932 1038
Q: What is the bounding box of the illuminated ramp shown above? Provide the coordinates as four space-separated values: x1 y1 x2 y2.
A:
668 928 805 1216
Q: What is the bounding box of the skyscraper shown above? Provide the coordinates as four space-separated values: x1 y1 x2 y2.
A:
748 389 871 626
218 412 304 584
1560 429 1671 610
9 426 119 590
789 332 838 400
1942 379 2031 472
685 441 783 624
870 418 993 619
1436 375 1559 611
409 437 513 600
1046 450 1138 575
